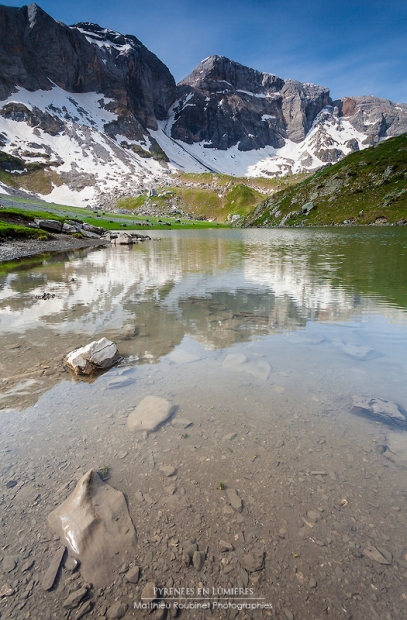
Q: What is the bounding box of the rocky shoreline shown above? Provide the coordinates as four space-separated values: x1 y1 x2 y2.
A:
0 235 109 264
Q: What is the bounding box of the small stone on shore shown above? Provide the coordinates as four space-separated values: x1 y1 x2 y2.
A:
226 488 242 512
141 582 157 603
125 566 140 584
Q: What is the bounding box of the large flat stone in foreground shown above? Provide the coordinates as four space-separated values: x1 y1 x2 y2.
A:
48 470 137 587
127 396 173 432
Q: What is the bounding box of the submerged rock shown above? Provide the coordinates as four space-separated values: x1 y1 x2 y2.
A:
62 585 88 609
48 469 137 587
193 550 205 571
351 396 406 427
241 549 265 572
141 582 157 603
125 566 140 584
363 545 391 565
222 353 271 381
226 487 243 512
223 353 246 370
127 395 173 433
342 344 374 359
168 349 200 364
65 338 120 375
171 417 192 429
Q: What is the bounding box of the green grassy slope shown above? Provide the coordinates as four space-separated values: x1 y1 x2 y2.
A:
117 172 310 222
0 196 226 240
241 134 407 227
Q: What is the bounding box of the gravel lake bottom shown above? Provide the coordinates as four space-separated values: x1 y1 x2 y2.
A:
0 228 407 620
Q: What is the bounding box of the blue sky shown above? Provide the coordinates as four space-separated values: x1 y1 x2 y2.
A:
3 0 407 102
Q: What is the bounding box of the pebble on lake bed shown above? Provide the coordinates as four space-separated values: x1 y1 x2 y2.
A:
65 338 121 375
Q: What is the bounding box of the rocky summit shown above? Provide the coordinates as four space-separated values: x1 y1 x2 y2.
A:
0 3 406 207
174 55 330 148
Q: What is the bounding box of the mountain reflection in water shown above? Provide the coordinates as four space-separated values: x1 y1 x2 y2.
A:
0 228 406 410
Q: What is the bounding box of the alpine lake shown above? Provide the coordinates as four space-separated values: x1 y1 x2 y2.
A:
1 227 407 620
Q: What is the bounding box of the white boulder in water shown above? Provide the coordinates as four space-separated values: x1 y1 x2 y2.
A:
48 469 137 587
65 338 120 375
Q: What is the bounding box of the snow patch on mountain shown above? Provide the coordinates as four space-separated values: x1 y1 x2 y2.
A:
150 105 369 177
46 184 96 207
0 87 171 206
3 86 117 131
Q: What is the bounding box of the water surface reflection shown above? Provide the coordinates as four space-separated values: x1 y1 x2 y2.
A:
0 228 406 411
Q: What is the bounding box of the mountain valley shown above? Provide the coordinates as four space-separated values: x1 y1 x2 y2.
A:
0 2 406 216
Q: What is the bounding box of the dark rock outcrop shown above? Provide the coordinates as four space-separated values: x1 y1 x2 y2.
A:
0 3 176 130
0 102 65 135
171 55 330 150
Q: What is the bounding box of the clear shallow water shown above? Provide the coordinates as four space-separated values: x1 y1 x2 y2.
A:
1 228 406 412
1 228 407 619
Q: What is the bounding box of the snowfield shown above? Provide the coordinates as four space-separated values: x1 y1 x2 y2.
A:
0 87 171 206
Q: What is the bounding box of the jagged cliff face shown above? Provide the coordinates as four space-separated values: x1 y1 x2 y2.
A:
0 3 406 208
0 3 178 206
0 4 176 129
171 55 330 150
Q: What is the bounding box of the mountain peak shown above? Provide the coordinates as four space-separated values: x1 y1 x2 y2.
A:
71 21 143 50
26 2 53 27
179 55 283 95
26 2 43 14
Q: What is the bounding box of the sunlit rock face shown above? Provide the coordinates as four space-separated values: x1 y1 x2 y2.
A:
0 3 176 205
48 469 138 587
163 59 407 177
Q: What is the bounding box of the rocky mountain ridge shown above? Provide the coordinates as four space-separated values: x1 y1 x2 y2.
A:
0 3 406 207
